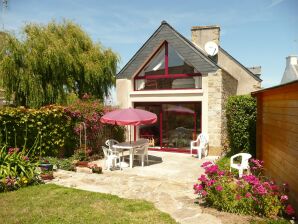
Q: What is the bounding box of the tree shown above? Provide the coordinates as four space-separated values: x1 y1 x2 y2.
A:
0 21 119 108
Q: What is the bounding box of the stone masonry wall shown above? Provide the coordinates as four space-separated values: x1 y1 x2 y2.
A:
208 70 238 154
221 71 238 147
208 70 223 149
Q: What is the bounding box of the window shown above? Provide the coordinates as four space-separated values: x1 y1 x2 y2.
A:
134 41 202 90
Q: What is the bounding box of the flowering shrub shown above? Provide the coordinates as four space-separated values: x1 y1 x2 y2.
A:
64 95 125 156
0 145 41 192
194 160 296 218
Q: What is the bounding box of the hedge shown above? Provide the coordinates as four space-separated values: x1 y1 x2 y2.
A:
226 95 256 156
0 105 76 156
0 101 125 157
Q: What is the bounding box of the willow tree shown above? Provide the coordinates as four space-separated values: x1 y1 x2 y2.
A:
0 21 119 108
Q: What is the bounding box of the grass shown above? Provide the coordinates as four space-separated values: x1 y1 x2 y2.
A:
250 219 291 224
0 184 177 224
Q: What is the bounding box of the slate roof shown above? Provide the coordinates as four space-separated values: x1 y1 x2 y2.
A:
117 21 218 79
117 21 262 82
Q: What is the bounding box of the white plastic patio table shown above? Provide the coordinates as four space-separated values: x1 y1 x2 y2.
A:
113 139 147 168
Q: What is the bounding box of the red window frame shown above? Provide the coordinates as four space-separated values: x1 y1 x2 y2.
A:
133 41 202 91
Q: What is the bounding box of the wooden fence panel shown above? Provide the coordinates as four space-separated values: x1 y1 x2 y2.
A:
254 81 298 210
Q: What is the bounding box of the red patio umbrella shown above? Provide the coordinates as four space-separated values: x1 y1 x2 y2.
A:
100 108 157 142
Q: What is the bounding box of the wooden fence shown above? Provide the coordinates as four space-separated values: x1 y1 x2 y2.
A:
252 80 298 210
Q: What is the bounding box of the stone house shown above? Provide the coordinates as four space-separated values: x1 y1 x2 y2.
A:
116 21 261 153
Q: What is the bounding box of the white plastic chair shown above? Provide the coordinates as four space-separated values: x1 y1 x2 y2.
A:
102 146 122 170
230 153 252 178
105 139 119 150
190 133 209 159
133 143 149 167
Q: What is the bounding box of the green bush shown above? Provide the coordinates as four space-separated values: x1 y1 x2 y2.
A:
0 105 76 157
226 95 256 155
0 145 41 192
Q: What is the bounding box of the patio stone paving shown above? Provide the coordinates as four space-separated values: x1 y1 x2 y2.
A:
49 151 222 224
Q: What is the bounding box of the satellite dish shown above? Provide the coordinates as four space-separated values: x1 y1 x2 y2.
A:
204 41 218 56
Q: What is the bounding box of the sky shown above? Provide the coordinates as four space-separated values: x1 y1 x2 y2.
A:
1 0 297 102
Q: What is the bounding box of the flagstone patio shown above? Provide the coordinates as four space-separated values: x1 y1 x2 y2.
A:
49 151 246 224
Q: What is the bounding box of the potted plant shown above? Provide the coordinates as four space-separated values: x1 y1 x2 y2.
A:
39 158 54 180
73 146 91 167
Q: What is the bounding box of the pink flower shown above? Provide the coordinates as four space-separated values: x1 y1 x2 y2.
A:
215 185 223 191
285 204 295 216
201 161 213 168
198 174 208 182
201 190 207 196
245 192 252 198
206 179 216 186
243 175 260 186
235 194 242 200
217 170 225 176
194 184 204 194
262 181 272 190
280 195 288 202
253 184 267 195
8 147 19 154
204 164 219 175
22 156 29 161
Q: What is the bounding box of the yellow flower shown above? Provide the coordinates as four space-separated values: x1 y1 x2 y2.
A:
22 177 28 184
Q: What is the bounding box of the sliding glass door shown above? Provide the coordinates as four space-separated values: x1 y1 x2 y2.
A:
135 102 201 151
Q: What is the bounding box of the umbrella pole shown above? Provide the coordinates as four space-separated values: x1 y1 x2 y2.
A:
130 125 131 144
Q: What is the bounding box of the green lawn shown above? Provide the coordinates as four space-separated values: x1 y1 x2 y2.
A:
0 184 177 224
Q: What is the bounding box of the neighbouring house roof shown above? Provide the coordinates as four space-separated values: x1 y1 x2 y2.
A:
281 55 298 84
117 21 219 79
117 21 262 82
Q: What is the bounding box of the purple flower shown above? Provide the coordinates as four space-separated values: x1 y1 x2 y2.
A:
215 185 223 191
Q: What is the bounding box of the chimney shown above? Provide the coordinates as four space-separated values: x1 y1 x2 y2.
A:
247 66 262 77
191 25 220 48
281 55 298 84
